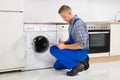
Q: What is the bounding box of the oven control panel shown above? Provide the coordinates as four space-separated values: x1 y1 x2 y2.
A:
87 24 110 30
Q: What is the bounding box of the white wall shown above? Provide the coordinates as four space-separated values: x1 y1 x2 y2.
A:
24 0 120 22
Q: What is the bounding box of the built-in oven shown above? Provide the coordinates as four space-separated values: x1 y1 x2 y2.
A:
87 23 110 55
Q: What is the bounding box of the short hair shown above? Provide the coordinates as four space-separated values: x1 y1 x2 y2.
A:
58 5 72 14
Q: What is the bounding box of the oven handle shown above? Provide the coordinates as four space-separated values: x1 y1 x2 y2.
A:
89 31 109 34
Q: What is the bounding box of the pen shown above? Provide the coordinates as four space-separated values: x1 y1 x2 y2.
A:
59 38 61 43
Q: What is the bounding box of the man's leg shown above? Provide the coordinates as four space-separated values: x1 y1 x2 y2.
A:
54 60 66 70
50 46 78 69
50 46 87 76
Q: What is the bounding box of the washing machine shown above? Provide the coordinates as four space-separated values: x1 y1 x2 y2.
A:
24 24 57 70
56 24 69 42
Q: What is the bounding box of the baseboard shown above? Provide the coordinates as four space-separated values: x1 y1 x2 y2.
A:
90 55 120 63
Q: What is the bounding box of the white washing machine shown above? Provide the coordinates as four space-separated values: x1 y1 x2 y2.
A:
56 24 69 42
24 24 57 70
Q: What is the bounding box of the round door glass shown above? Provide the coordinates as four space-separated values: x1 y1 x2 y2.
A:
33 36 49 53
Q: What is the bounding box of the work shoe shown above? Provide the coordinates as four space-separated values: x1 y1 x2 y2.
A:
66 62 84 76
81 55 90 70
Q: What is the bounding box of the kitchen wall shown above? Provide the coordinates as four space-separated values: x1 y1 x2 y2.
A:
24 0 120 22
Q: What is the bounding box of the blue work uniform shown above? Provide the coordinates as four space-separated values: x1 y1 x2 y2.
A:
50 16 89 70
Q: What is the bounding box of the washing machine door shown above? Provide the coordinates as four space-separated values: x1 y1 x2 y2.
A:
33 36 49 53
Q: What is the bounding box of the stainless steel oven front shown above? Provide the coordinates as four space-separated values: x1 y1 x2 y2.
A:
87 23 110 54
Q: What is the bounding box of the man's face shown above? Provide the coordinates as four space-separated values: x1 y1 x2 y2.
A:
60 11 71 23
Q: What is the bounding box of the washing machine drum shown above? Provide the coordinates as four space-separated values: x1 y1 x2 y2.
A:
33 36 49 53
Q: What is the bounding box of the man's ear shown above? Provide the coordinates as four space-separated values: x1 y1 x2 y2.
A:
68 11 72 16
68 11 71 15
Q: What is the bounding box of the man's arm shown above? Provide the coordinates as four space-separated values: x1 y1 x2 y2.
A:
64 43 83 49
56 43 83 50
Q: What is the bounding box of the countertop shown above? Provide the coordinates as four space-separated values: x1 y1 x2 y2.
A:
24 22 68 24
24 21 120 24
86 21 120 24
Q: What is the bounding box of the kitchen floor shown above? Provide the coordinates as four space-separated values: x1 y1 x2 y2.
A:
0 61 120 80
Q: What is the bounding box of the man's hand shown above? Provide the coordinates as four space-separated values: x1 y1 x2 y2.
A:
56 43 66 49
59 40 65 44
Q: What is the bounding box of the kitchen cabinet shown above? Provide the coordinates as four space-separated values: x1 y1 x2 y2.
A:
110 23 120 56
0 0 24 72
0 0 23 11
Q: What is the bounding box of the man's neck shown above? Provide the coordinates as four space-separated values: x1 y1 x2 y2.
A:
69 15 75 23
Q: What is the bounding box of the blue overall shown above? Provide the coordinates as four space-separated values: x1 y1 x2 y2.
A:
50 18 88 70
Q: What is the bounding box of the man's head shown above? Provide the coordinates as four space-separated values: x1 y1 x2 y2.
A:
58 5 74 23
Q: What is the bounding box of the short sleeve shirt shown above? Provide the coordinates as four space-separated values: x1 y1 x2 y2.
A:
69 16 89 50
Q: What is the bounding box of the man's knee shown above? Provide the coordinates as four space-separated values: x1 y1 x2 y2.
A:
50 46 55 53
54 64 61 70
50 46 57 55
54 61 66 70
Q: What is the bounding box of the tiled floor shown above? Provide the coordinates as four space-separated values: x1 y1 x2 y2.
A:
0 61 120 80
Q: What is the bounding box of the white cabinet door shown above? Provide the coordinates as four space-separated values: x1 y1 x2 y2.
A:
0 12 24 71
0 0 23 11
110 24 120 56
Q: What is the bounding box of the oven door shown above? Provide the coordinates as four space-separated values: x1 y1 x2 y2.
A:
89 30 110 53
